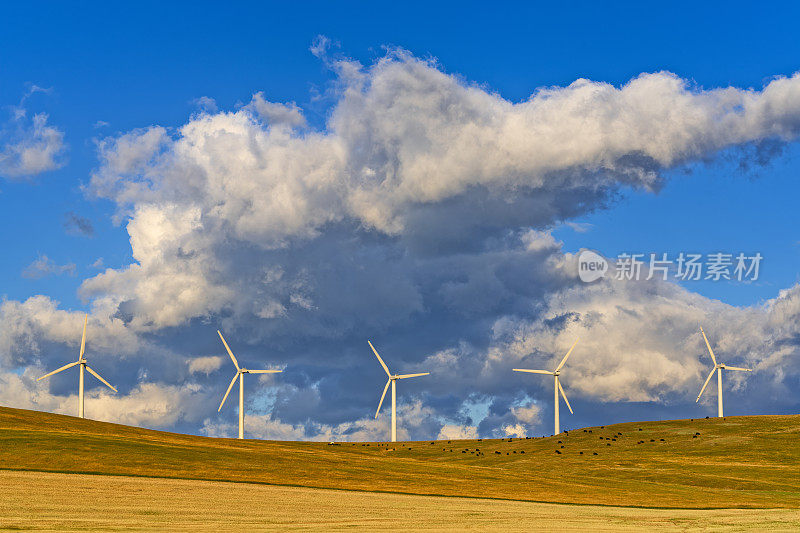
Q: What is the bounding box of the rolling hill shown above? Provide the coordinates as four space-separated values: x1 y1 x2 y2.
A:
1 406 798 509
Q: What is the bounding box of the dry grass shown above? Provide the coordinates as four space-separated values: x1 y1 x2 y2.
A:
2 470 799 532
0 407 799 509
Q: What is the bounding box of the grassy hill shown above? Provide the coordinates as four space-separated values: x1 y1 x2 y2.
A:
0 407 798 509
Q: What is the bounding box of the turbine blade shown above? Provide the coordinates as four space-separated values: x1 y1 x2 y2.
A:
724 366 752 372
37 361 81 381
218 372 239 412
218 330 240 370
558 380 573 414
395 372 430 379
555 339 579 372
248 369 282 374
79 314 88 359
368 341 391 377
85 365 117 392
513 369 554 375
375 379 390 418
696 367 716 402
700 327 717 366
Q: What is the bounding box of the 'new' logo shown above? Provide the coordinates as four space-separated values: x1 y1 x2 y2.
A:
578 250 608 282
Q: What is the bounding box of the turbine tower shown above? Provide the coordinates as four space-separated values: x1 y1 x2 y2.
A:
513 339 578 435
37 314 117 418
696 327 752 417
217 330 282 439
369 341 430 442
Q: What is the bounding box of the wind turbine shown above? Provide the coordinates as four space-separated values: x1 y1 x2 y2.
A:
513 339 578 435
696 327 752 417
217 330 282 439
369 341 430 442
37 314 117 418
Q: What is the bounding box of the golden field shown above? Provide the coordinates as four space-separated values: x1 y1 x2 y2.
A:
1 406 799 530
2 470 799 531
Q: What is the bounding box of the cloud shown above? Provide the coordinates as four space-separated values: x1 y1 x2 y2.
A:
63 212 95 237
22 255 76 279
4 49 800 440
437 424 478 440
191 96 218 114
484 251 800 409
80 51 800 334
0 369 212 430
510 403 542 425
188 356 224 375
0 88 66 179
565 222 592 233
73 51 800 434
502 424 528 437
245 93 306 128
309 35 334 59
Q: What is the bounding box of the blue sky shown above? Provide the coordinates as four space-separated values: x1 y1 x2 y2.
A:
1 2 800 439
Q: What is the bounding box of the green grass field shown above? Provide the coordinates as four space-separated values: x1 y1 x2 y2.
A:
1 406 799 510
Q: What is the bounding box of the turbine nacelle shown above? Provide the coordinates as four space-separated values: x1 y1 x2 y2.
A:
714 364 751 371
